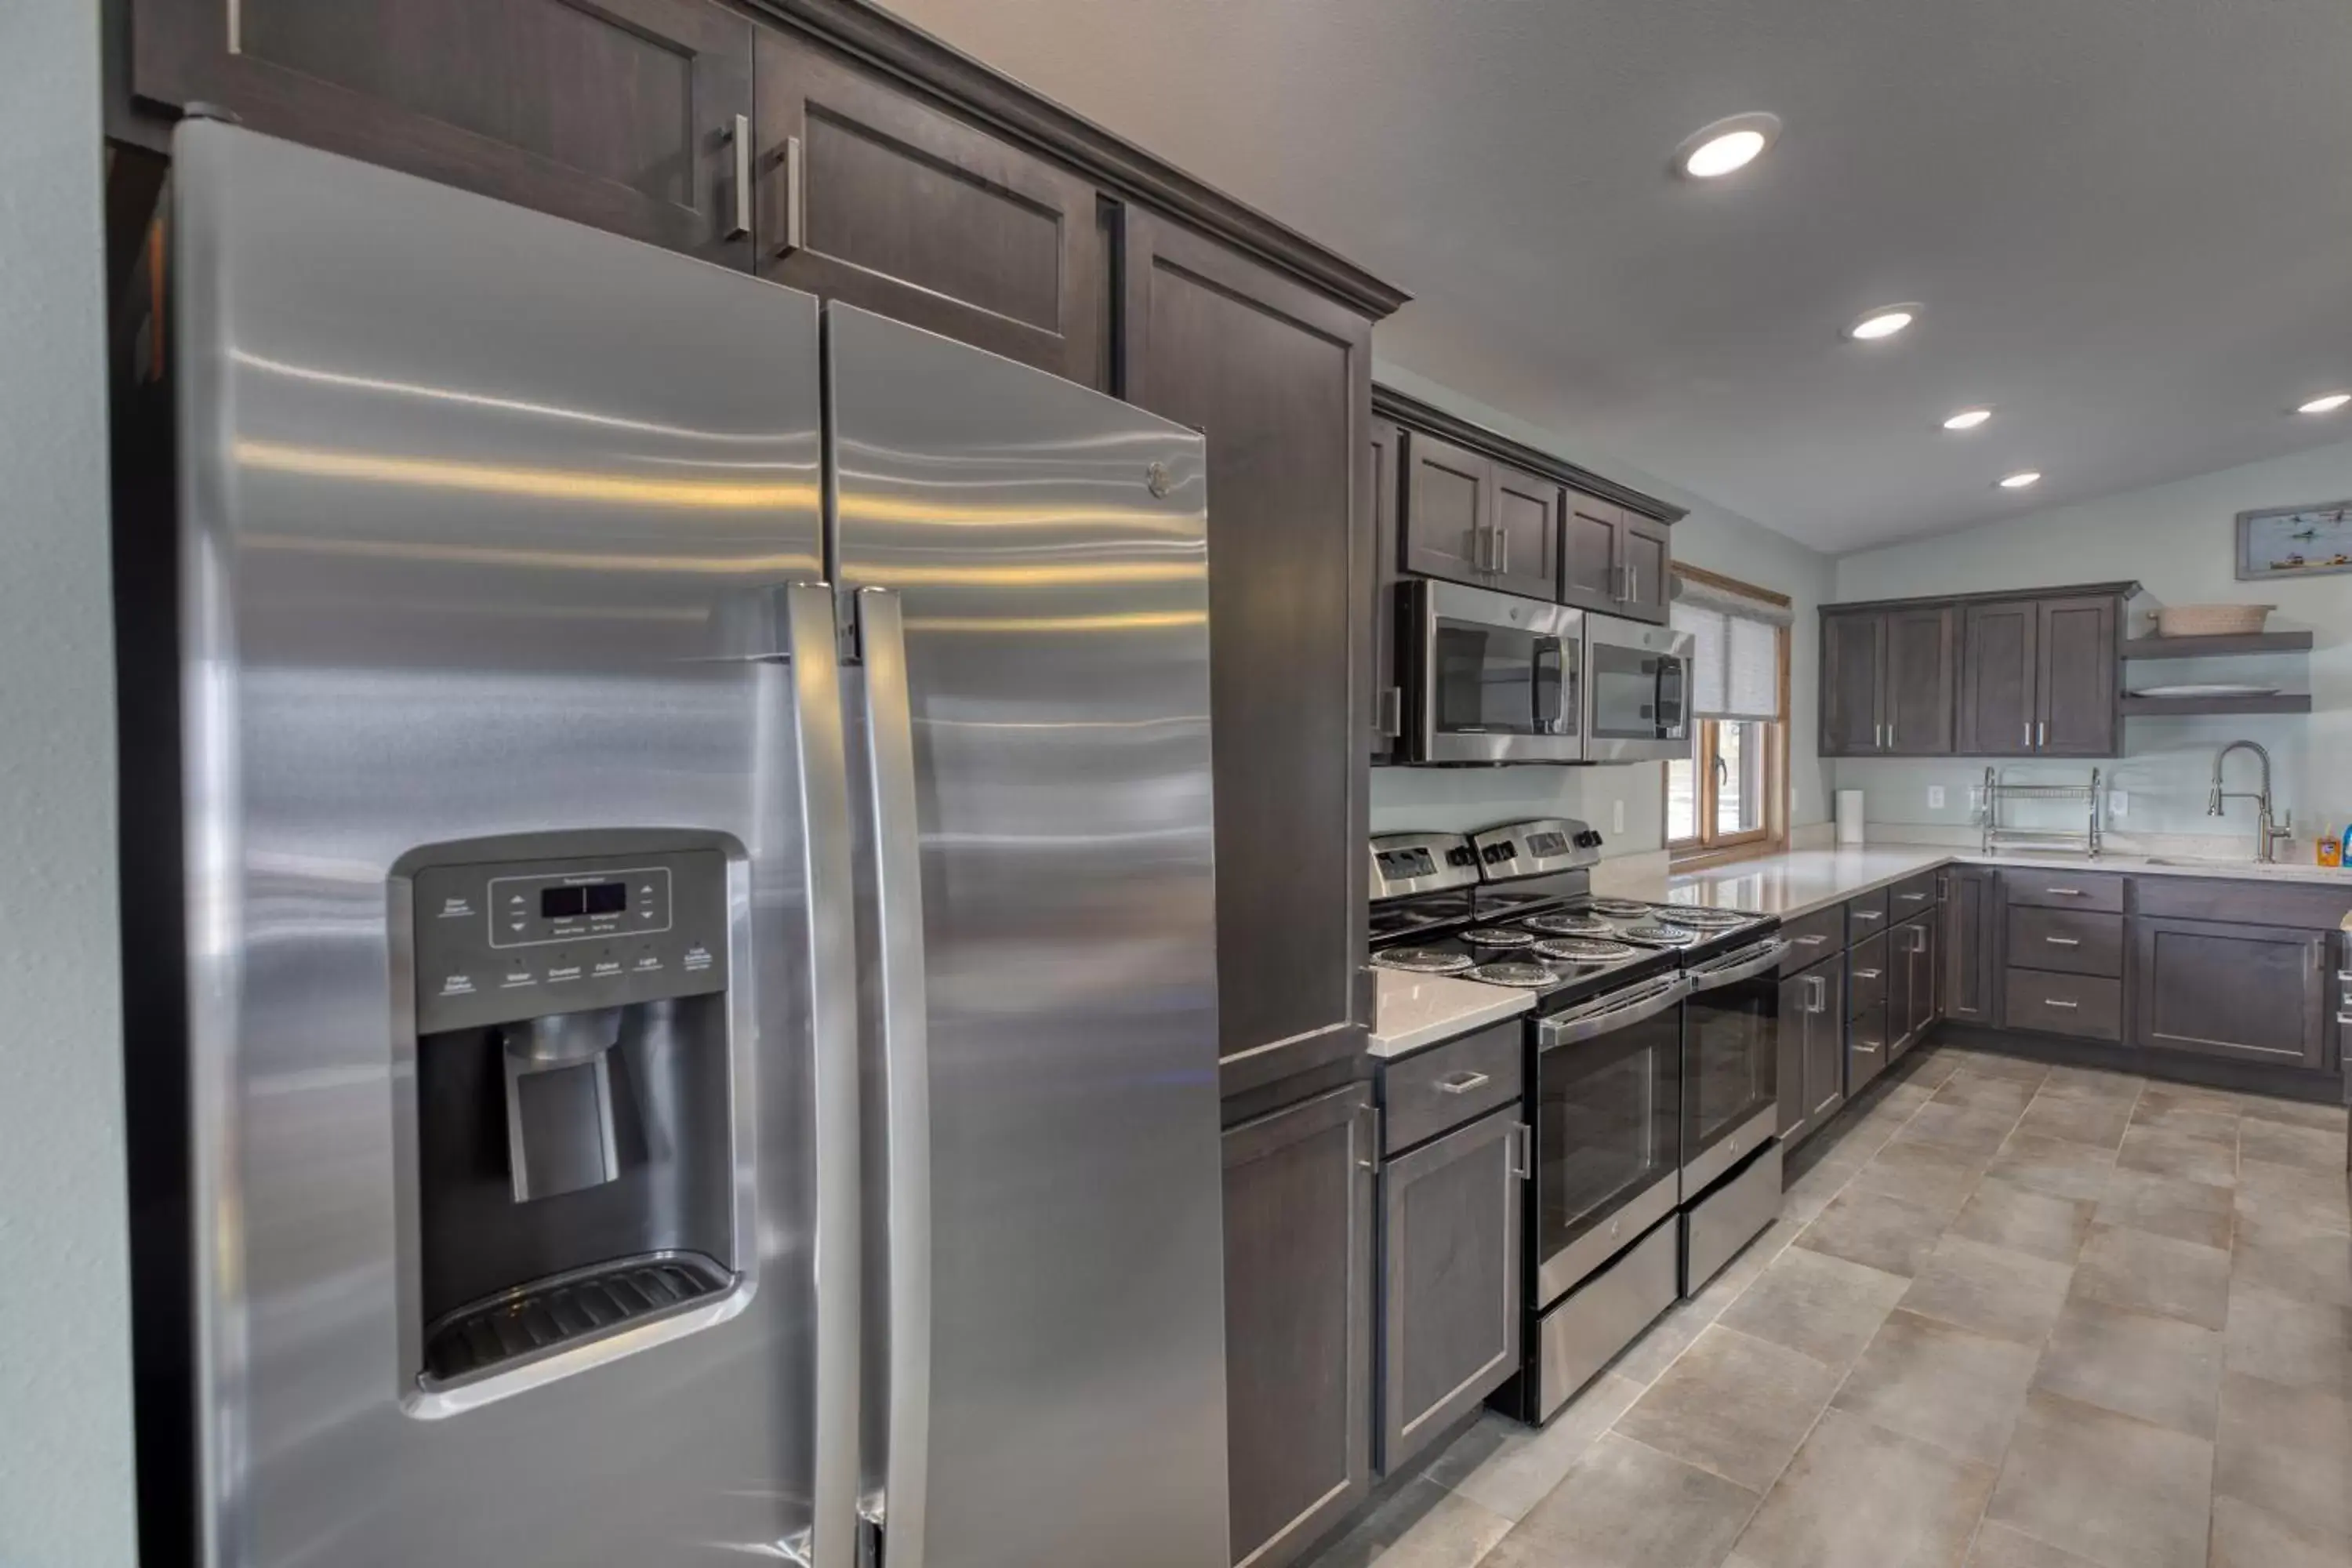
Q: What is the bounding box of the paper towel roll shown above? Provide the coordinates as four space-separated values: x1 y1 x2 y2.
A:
1836 789 1865 846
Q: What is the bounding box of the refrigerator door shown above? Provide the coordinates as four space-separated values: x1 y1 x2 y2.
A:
173 123 846 1566
828 304 1230 1568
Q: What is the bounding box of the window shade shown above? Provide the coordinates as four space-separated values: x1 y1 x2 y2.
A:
1671 573 1787 723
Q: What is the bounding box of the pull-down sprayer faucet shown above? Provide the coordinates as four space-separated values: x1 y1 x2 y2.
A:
2209 739 2292 862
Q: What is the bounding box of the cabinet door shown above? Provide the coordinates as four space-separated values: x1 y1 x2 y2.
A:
133 0 755 266
754 28 1108 386
1804 962 1848 1123
1369 419 1403 762
1882 606 1957 755
2131 917 2329 1070
1942 868 2001 1024
1399 431 1494 588
1559 491 1623 614
1958 600 2038 755
1898 916 1940 1051
1120 210 1372 1085
1617 514 1675 625
1820 612 1886 756
2035 596 2119 756
1488 463 1564 602
1225 1085 1377 1568
1380 1111 1523 1474
1777 971 1809 1137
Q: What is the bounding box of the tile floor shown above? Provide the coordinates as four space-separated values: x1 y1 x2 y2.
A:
1304 1043 2352 1568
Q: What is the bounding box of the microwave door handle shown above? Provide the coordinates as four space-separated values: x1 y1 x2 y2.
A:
855 587 934 1568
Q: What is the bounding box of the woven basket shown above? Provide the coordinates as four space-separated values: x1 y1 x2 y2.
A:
2154 603 2274 637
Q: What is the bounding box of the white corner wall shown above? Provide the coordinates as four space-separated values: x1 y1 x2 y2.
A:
0 2 140 1565
1368 361 1838 853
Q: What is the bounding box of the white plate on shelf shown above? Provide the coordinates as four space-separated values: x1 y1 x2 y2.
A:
2128 683 2279 699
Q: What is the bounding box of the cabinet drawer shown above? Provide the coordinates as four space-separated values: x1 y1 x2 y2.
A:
1382 1022 1523 1153
1780 905 1846 973
2130 876 2352 931
2005 907 2123 978
2003 969 2123 1041
1887 872 1941 917
2003 869 2125 913
1847 932 1889 1019
1844 887 1892 941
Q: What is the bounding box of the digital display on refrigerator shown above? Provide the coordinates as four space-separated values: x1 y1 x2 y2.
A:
540 883 627 919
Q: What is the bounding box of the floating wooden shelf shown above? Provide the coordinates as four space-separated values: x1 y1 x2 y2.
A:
2118 693 2313 717
2122 631 2314 659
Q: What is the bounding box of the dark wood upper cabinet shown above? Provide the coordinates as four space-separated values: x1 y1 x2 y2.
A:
1119 208 1372 1087
752 27 1107 387
2132 916 2331 1072
2036 595 2119 755
1821 611 1886 755
1617 514 1673 624
1488 464 1564 603
1222 1084 1376 1568
132 0 757 267
1369 419 1403 762
1559 492 1622 613
1958 599 2038 756
1883 607 1957 754
1399 430 1495 589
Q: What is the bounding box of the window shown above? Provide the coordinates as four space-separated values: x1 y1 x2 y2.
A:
1665 568 1791 864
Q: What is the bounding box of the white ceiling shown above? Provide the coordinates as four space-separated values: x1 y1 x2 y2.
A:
883 0 2352 554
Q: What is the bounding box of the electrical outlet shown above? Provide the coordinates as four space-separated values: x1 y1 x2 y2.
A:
1612 798 1626 834
1928 786 1947 810
2111 789 2129 818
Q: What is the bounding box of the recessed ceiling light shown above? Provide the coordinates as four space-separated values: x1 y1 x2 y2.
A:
1675 113 1782 180
1942 408 1993 431
1998 470 2042 489
2296 391 2350 415
1846 306 1918 342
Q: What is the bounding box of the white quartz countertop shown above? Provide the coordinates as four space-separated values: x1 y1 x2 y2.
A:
1367 968 1533 1058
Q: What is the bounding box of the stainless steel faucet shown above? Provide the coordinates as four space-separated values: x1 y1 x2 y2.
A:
2209 739 2293 862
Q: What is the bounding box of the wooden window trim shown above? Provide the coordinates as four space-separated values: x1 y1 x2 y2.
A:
1665 566 1791 869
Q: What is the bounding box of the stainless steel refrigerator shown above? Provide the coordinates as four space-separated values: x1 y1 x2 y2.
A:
157 119 1229 1568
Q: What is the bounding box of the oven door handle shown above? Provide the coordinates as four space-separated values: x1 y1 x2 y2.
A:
1686 938 1789 993
1537 973 1690 1051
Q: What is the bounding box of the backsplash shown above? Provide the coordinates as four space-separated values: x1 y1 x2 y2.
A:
1369 762 1670 850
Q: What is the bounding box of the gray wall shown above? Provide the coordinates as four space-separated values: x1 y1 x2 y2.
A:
1834 438 2352 846
1368 361 1838 853
0 2 140 1565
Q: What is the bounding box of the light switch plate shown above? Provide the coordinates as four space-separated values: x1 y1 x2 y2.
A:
2111 789 2129 818
1928 786 1947 810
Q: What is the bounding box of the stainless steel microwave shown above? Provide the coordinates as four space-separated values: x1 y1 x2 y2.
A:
1585 612 1694 762
1401 579 1585 763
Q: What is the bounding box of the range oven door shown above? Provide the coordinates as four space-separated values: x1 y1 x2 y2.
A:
1585 613 1693 763
1529 973 1687 1306
1681 937 1788 1197
1405 579 1584 763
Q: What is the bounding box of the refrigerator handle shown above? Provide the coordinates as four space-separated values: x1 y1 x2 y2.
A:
780 581 865 1568
855 586 933 1568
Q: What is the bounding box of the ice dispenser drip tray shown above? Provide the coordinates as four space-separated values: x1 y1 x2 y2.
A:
421 1250 731 1387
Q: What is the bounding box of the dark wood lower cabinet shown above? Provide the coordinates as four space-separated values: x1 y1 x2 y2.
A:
1378 1109 1523 1474
1889 914 1939 1058
1223 1083 1376 1568
2132 916 2331 1070
1779 959 1846 1142
1943 866 2000 1024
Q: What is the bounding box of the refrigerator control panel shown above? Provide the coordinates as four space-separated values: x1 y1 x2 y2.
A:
410 846 729 1035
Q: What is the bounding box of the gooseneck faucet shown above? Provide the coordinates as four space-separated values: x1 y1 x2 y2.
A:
2209 739 2292 862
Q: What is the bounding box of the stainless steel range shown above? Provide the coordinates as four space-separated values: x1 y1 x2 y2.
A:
1368 818 1788 1425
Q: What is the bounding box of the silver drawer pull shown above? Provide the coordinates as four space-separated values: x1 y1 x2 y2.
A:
2043 998 2081 1009
2044 936 2082 947
1899 892 1929 902
1852 968 1882 980
2046 887 2085 896
1851 909 1884 922
1437 1070 1492 1095
1796 934 1831 946
1853 1041 1882 1054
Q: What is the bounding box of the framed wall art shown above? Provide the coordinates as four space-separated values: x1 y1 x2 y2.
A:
2236 499 2352 580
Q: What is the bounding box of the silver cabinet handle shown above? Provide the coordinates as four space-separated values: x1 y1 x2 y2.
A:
1853 1039 1882 1055
1437 1070 1492 1095
2046 887 2085 896
1628 564 1639 603
1498 530 1512 575
1853 967 1882 980
727 113 753 238
1851 909 1884 923
2023 722 2032 748
1899 892 1929 902
2038 720 2048 747
1795 933 1831 947
854 586 932 1568
1356 1102 1381 1173
1806 974 1827 1013
2043 998 2081 1009
776 134 808 257
1510 1122 1533 1179
2044 936 2082 947
2338 1012 2352 1025
779 583 863 1568
1888 720 1897 747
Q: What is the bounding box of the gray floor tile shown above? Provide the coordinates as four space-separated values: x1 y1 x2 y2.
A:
1729 1407 1997 1568
1685 1217 1806 1320
1832 1308 2040 1463
1782 1155 1862 1225
2114 1124 2237 1188
1985 1130 2117 1203
1950 1178 2096 1264
2214 1370 2352 1540
1962 1521 2105 1568
2092 1167 2234 1250
2034 1065 2143 1105
1612 1325 1842 1492
1944 1051 2051 1087
1934 1071 2042 1118
1604 1297 1714 1386
1717 1243 1913 1371
1425 1375 1645 1523
2223 1280 2352 1399
2238 1116 2347 1174
1797 1187 1951 1279
2232 1208 2352 1308
1853 1137 1994 1221
1897 1100 2029 1162
2126 1087 2239 1143
2208 1494 2352 1568
2070 1221 2231 1329
1984 1390 2213 1568
1480 1432 1758 1568
1892 1048 1965 1091
2233 1094 2351 1134
1899 1233 2076 1346
2234 1157 2352 1237
2031 1296 2223 1439
2013 1094 2134 1151
1306 1477 1512 1568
